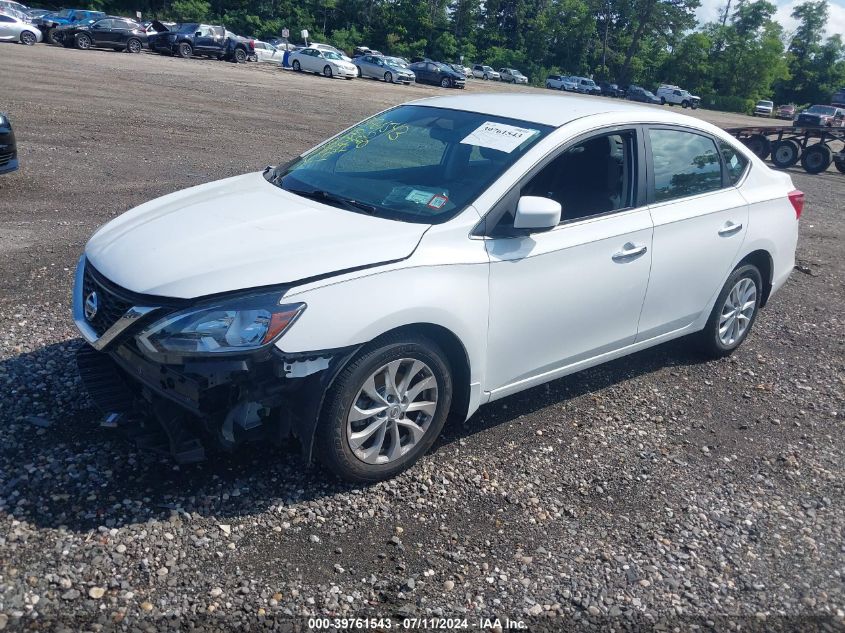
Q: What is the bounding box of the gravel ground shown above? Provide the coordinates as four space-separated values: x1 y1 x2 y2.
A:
0 44 843 631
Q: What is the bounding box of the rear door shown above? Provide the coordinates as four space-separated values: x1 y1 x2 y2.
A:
0 14 15 40
636 127 749 340
90 19 115 46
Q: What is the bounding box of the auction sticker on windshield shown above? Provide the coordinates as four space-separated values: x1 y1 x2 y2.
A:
461 122 540 153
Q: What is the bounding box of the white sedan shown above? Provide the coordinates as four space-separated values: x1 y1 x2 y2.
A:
289 47 357 79
73 95 800 482
0 12 41 45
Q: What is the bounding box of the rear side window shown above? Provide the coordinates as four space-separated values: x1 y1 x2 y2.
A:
649 129 722 202
719 140 748 185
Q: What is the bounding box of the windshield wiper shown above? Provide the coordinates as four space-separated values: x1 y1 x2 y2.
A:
286 188 379 216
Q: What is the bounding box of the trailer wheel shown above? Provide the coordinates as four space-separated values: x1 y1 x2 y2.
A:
771 140 801 169
835 157 845 173
800 144 832 174
744 134 771 160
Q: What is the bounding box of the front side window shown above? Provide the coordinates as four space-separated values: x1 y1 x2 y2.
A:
649 129 722 202
267 105 551 224
521 131 636 223
718 140 748 185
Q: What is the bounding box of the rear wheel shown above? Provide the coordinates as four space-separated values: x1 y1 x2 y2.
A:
323 65 333 78
771 140 801 168
20 30 37 45
178 42 192 58
660 96 666 105
46 27 60 45
315 334 453 482
800 144 832 174
744 134 771 160
126 38 142 53
834 157 845 173
697 264 762 358
234 47 247 63
483 73 488 80
292 59 301 71
75 33 92 50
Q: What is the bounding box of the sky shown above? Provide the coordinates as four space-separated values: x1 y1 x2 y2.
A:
695 0 845 39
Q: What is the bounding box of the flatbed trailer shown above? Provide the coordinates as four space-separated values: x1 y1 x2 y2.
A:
725 124 845 174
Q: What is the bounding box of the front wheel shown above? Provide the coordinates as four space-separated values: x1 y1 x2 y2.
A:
178 42 192 58
75 33 92 50
323 65 333 78
45 27 59 45
682 100 690 108
384 71 392 83
483 74 488 80
440 77 451 88
233 48 247 63
126 38 142 53
315 334 453 482
697 264 762 358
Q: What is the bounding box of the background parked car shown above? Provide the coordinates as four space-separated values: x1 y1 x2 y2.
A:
36 9 104 44
0 112 18 175
793 105 845 127
409 61 465 88
753 100 774 117
499 68 528 84
290 47 357 78
626 85 661 104
776 104 796 120
55 16 146 53
545 74 576 91
308 42 351 61
832 87 845 108
355 54 414 84
251 40 282 63
472 64 499 80
655 84 700 108
598 81 624 97
0 12 40 44
570 76 601 94
150 23 253 62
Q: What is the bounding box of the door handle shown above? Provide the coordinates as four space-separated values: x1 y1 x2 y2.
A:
612 242 648 262
718 222 743 236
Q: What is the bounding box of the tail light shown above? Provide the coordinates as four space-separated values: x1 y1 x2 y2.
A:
249 39 255 50
788 189 804 219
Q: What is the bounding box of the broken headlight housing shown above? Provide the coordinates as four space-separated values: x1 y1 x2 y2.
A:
136 293 305 360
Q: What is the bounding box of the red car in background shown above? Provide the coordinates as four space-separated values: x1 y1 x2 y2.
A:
776 104 796 120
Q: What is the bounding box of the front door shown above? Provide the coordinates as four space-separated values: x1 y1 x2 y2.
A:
636 127 749 340
484 128 653 395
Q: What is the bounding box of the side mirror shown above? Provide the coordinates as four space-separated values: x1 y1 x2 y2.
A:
195 31 201 37
513 196 561 232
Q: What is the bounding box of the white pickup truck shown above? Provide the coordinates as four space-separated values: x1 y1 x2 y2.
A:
655 85 700 109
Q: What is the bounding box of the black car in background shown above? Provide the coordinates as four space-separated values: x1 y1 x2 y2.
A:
149 22 254 62
626 85 661 104
408 61 465 88
55 16 147 53
0 113 18 175
598 81 624 97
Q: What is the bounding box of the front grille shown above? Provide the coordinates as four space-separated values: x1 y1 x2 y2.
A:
82 264 134 337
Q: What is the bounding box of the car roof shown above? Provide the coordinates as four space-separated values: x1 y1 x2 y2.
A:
412 93 709 128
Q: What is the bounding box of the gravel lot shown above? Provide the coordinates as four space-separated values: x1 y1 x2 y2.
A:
0 44 843 631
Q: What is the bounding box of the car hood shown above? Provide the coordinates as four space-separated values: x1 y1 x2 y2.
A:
84 172 430 299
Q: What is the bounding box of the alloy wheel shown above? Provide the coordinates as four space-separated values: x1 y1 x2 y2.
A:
21 31 36 45
77 34 91 49
127 38 141 53
718 278 757 346
346 358 438 465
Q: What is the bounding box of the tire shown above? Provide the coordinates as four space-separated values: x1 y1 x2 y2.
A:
323 65 333 78
660 96 666 105
126 38 142 54
744 134 771 160
75 33 92 50
45 27 59 45
771 140 801 169
682 100 690 108
20 30 37 46
483 74 488 80
177 42 192 58
545 82 551 89
292 59 301 71
315 334 453 482
384 71 392 83
356 65 361 77
800 144 832 174
697 264 763 358
234 47 247 63
834 158 845 173
440 77 451 88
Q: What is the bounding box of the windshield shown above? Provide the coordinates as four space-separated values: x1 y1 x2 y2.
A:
323 51 342 60
758 101 773 106
807 105 835 115
267 105 551 224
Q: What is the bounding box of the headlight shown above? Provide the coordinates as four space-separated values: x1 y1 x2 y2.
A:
136 292 305 359
0 115 5 126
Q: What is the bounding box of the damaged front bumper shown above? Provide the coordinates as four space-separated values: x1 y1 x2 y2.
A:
73 257 356 464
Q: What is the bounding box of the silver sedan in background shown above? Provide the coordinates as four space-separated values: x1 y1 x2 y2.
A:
355 54 415 84
0 12 42 45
